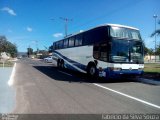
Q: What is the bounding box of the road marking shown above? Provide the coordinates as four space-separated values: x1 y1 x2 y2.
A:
8 63 16 86
93 83 160 109
58 70 73 76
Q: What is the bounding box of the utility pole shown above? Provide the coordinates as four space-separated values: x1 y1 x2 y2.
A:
60 17 72 37
153 14 158 62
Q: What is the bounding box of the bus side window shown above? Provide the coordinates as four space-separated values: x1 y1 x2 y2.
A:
55 42 58 49
64 39 68 48
93 44 100 59
59 40 64 49
75 34 82 46
99 44 107 62
69 37 75 47
53 43 55 50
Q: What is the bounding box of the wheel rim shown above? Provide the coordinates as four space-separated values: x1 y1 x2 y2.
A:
61 62 64 68
90 66 96 75
57 61 60 67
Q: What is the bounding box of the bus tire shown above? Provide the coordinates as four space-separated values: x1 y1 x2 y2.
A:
57 59 61 68
87 64 97 77
60 60 64 69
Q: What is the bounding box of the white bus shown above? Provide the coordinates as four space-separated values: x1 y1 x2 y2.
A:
52 24 144 80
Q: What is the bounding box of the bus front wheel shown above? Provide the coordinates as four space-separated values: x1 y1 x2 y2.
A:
87 64 97 77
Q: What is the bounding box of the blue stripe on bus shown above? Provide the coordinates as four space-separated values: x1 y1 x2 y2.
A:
53 51 143 79
54 51 87 72
103 68 143 79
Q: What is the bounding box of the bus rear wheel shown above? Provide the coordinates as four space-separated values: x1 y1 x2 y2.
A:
57 59 61 68
60 60 64 69
57 59 64 69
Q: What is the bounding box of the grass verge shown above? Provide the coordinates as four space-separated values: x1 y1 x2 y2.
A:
0 61 14 67
143 63 160 80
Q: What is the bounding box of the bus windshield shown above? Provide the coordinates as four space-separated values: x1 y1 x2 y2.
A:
109 39 144 64
110 26 141 40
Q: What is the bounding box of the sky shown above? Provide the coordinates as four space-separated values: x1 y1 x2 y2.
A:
0 0 160 52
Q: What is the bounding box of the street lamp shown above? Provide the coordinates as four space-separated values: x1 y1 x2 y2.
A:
153 14 158 62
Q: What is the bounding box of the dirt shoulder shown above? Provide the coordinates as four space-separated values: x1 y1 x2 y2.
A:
142 72 160 81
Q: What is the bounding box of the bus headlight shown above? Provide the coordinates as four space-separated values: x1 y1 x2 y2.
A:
138 68 143 71
98 67 106 77
99 67 103 71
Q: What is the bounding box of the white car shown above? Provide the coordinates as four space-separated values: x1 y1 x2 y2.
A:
43 56 53 63
17 56 22 59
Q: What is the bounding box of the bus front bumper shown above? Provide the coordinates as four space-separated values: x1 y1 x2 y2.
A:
99 69 143 79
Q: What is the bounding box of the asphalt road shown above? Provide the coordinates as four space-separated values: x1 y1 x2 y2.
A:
8 58 160 114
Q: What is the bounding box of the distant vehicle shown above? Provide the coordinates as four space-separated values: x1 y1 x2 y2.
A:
17 56 22 59
31 56 34 59
43 56 53 63
52 24 144 80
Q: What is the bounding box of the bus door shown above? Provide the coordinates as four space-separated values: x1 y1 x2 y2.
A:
93 43 108 62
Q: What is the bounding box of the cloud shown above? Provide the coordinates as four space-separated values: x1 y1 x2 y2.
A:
1 7 17 16
53 33 63 38
26 27 33 32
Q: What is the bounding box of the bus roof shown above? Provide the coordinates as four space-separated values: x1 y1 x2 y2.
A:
104 24 139 30
58 23 139 40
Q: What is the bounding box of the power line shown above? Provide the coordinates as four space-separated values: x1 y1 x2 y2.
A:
71 0 144 31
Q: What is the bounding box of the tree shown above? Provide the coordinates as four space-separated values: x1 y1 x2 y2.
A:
151 30 160 37
0 36 17 57
144 46 149 56
27 47 33 57
142 39 149 56
155 45 160 55
7 43 18 57
148 48 154 60
39 50 48 55
151 20 160 37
